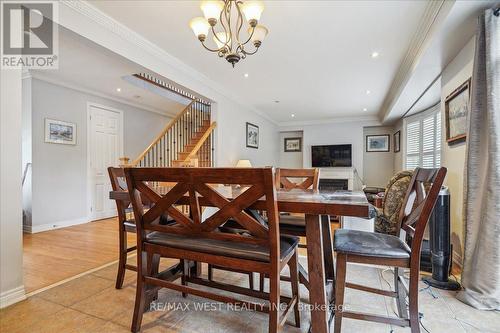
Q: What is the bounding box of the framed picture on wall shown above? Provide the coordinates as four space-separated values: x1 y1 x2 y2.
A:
366 134 390 152
445 78 470 144
394 131 401 152
45 118 76 145
246 122 259 149
284 137 302 152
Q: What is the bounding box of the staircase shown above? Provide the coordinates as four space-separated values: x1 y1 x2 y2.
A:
120 74 215 168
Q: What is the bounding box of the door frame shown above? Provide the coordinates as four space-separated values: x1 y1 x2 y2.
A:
86 102 124 221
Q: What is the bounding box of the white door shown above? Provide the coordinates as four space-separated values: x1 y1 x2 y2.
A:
88 104 123 220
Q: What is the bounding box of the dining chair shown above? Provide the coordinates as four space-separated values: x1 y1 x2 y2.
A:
108 167 173 289
333 167 447 333
125 167 301 333
260 168 321 292
108 167 138 289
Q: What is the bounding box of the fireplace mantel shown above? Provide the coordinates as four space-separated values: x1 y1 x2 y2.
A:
319 167 360 191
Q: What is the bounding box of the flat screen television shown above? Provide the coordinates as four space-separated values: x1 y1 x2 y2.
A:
311 144 352 167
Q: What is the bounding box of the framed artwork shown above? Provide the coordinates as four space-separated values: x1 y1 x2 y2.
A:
45 118 76 145
366 134 390 152
246 122 259 149
394 131 401 152
445 78 470 144
284 137 302 152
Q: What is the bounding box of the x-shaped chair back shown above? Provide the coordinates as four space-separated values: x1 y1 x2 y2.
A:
275 168 320 191
108 167 131 220
125 167 280 251
397 167 447 265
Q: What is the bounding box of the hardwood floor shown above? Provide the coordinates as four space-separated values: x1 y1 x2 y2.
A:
23 218 135 293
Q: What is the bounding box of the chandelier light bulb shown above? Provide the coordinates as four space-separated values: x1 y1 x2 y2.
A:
201 1 224 25
189 17 210 41
249 25 268 46
241 1 264 27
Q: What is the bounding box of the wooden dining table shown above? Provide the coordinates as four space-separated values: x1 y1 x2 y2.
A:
110 186 370 333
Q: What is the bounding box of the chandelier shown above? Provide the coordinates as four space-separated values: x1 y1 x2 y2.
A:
189 1 268 67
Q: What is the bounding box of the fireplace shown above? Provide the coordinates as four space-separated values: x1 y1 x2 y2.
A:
319 178 349 191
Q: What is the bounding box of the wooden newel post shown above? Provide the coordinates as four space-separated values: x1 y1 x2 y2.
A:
119 157 131 167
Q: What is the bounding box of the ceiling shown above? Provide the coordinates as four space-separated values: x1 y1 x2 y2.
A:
88 0 431 123
384 0 497 122
32 27 187 116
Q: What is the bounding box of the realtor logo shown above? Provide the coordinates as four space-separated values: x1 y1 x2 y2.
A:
1 1 58 68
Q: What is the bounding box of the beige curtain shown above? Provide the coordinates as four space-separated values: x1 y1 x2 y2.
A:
457 8 500 310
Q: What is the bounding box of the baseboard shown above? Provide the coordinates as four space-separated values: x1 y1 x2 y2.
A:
24 217 90 234
0 286 26 309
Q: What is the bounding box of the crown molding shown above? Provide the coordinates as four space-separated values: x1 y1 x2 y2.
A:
379 0 455 123
59 1 278 126
278 115 380 128
29 71 177 118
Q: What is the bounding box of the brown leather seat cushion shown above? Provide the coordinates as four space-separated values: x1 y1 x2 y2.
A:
145 232 299 262
334 229 410 259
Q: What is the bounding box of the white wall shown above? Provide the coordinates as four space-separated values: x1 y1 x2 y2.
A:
363 126 395 187
280 119 381 180
213 99 279 167
0 69 26 308
278 131 303 168
440 37 475 266
27 77 170 231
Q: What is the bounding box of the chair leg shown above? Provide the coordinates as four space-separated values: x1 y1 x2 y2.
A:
268 268 280 333
408 268 421 333
115 229 127 289
148 254 161 303
289 251 301 328
181 260 189 298
131 251 147 333
248 272 254 290
394 268 408 319
334 253 347 333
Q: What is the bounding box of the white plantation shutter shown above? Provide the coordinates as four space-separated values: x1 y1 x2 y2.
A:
406 121 421 169
405 104 441 169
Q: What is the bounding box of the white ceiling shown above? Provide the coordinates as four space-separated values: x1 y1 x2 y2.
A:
88 0 431 123
32 27 187 116
384 0 497 122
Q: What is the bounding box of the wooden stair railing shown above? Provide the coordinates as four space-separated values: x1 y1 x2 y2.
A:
172 121 217 167
121 98 215 168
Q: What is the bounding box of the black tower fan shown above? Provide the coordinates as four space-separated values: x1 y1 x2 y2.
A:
422 186 461 290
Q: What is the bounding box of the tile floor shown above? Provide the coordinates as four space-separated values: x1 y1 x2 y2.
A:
1 258 499 333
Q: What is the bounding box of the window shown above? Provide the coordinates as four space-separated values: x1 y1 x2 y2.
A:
405 104 441 169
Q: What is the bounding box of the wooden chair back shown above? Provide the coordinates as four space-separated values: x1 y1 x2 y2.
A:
275 168 320 191
108 167 130 222
397 167 447 262
124 167 280 257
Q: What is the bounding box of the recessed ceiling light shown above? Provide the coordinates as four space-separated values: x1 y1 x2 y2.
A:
274 100 280 103
366 90 371 95
371 51 379 58
363 108 368 112
116 88 121 92
291 114 295 118
244 73 249 78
